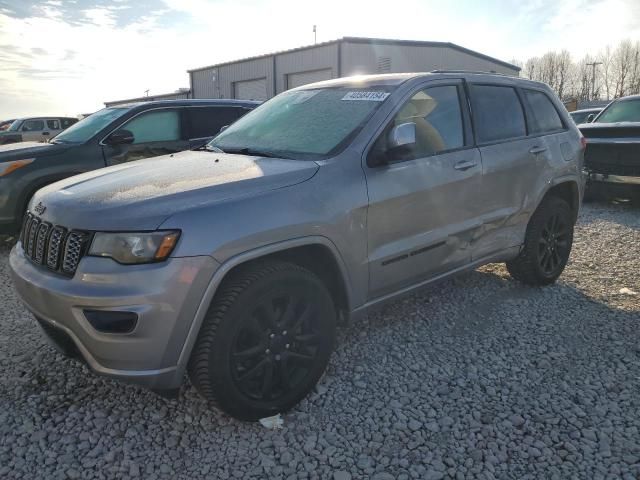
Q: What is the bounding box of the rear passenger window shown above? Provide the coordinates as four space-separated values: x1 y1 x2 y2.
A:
470 85 526 143
523 90 564 134
61 118 77 129
47 119 60 130
188 107 248 139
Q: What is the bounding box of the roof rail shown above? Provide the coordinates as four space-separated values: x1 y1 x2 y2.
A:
430 69 509 76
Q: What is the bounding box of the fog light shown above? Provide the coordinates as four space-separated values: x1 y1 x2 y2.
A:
84 310 138 334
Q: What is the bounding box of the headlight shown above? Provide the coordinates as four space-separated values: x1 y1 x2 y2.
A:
88 231 180 264
0 158 34 177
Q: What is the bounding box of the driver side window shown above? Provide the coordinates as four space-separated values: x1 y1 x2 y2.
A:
374 85 464 162
123 110 180 144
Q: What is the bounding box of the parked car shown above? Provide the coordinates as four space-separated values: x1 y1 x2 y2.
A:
10 72 584 420
579 94 640 202
0 99 259 234
0 117 79 145
569 107 602 125
0 119 16 131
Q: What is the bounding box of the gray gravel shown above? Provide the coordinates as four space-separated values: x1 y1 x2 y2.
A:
1 201 639 480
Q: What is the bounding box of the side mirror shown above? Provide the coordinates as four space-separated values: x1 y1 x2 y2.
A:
105 129 134 146
586 114 595 123
388 122 416 151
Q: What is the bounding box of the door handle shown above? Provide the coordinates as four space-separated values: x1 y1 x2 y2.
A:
453 160 477 171
529 146 547 154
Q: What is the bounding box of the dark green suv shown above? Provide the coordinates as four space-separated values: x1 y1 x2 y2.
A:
0 99 258 234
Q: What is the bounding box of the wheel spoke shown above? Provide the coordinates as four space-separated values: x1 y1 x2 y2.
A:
279 356 292 391
237 358 267 383
280 296 297 328
286 350 315 365
288 304 312 333
294 332 320 346
261 360 275 398
233 343 266 360
255 304 279 331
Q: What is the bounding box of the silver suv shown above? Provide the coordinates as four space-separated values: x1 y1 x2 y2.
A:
10 72 585 420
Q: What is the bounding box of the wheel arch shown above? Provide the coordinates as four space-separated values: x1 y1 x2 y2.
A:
175 236 354 378
537 177 581 224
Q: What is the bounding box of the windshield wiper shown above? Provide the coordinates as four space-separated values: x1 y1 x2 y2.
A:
222 147 286 159
196 144 224 152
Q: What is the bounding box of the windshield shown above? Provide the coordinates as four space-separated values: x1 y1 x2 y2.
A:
209 87 393 159
52 107 130 143
7 120 22 132
595 99 640 123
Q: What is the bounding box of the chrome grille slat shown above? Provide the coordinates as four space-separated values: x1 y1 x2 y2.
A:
46 227 66 270
19 214 89 276
62 232 88 274
34 222 51 264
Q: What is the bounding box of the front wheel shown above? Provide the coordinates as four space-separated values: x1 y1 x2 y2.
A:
506 196 574 286
188 260 336 421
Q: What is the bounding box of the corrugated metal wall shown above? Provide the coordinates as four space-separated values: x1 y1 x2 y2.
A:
275 43 339 93
189 40 519 100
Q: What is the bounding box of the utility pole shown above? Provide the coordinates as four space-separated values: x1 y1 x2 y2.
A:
313 25 317 44
586 62 602 100
144 89 150 97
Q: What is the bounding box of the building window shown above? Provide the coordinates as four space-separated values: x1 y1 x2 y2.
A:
377 57 391 73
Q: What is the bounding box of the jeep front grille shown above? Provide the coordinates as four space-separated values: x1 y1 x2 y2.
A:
20 213 91 276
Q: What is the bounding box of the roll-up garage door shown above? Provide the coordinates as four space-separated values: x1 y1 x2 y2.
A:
234 78 268 101
286 69 333 89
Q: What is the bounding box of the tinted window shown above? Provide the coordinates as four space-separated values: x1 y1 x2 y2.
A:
47 119 61 130
188 107 247 139
470 85 526 143
22 120 44 132
124 110 180 144
524 90 563 133
385 85 464 160
61 118 77 129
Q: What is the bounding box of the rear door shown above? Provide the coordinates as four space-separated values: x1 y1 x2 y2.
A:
468 83 551 259
186 106 251 149
364 80 484 299
102 108 189 165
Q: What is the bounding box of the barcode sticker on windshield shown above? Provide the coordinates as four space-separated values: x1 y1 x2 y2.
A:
341 91 390 102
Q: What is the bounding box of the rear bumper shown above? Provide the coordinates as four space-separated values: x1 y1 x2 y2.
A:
586 172 640 185
10 243 219 389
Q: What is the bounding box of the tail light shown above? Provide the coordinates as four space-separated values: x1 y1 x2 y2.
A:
580 136 587 150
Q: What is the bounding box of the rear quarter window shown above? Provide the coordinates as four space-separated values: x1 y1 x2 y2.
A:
523 89 564 134
469 85 526 143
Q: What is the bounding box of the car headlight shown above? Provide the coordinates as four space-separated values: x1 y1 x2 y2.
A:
88 231 180 264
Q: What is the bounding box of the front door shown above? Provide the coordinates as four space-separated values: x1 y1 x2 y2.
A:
102 108 189 166
20 119 46 142
364 81 484 299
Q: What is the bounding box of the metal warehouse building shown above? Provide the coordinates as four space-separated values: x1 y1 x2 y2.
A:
189 37 520 101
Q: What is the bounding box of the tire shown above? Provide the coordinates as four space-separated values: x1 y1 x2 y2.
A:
506 196 574 286
188 260 337 421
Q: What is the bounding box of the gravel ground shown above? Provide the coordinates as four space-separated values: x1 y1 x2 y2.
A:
0 201 638 480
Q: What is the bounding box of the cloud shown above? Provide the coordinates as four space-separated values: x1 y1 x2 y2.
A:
0 0 639 119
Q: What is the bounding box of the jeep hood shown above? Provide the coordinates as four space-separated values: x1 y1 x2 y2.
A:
31 150 319 231
0 141 71 162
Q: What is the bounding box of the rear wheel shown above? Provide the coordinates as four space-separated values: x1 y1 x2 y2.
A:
507 196 574 286
188 260 336 421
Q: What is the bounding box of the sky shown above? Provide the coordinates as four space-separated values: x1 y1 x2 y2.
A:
0 0 639 119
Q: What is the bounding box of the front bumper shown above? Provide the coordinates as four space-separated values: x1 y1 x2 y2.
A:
10 243 218 389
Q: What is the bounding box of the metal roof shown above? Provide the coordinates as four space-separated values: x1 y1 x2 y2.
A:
187 36 521 73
